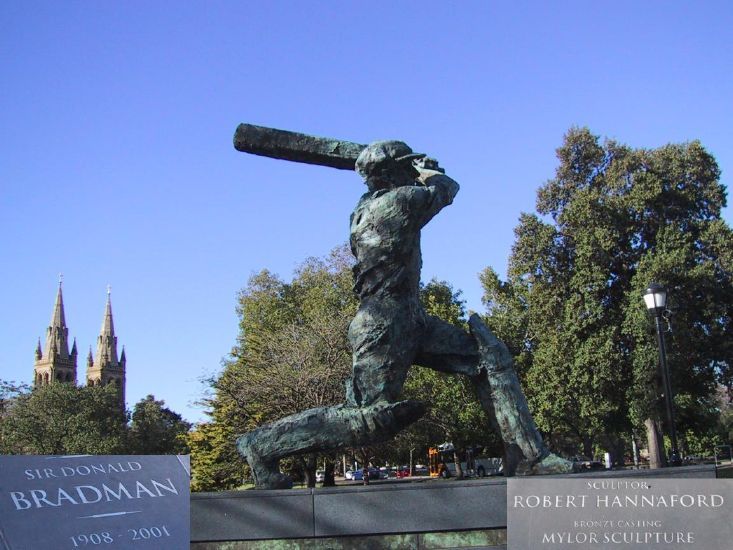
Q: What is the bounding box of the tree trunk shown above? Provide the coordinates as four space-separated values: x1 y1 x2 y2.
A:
644 418 664 469
357 447 372 484
302 455 317 487
678 434 687 459
616 438 626 468
609 437 625 468
582 436 594 459
323 458 336 487
453 450 464 479
358 447 371 470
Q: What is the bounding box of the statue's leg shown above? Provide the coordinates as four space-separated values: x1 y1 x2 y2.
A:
239 297 424 489
415 314 574 475
466 314 574 475
237 400 424 489
346 296 419 406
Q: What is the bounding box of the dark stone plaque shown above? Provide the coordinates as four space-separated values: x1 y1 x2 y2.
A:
508 477 733 549
313 479 507 537
0 455 190 549
191 488 314 541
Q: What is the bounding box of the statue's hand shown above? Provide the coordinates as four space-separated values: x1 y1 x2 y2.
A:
414 157 445 174
414 157 447 186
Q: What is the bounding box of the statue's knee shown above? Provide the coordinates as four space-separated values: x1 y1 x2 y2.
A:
367 400 425 432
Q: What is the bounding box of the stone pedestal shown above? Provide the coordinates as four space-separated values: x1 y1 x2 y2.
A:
191 464 716 548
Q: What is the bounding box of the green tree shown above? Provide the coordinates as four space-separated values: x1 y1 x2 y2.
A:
188 419 244 492
0 380 30 417
128 395 191 454
482 128 732 466
192 245 357 489
0 383 127 454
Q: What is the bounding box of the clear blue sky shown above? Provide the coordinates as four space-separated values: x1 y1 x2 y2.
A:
2 1 731 423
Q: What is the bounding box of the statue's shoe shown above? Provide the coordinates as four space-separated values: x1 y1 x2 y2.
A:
237 432 293 490
516 452 577 475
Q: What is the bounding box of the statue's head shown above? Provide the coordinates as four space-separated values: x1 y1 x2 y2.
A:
356 140 425 192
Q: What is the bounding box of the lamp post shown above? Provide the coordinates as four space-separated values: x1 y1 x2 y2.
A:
643 283 680 466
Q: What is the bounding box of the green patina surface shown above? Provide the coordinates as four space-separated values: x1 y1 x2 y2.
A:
234 130 573 490
191 528 507 550
420 528 507 549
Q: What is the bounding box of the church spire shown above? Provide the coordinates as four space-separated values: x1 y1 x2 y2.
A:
45 279 70 360
87 286 126 406
95 286 118 367
34 277 77 386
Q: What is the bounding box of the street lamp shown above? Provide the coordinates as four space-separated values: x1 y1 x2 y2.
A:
643 283 680 466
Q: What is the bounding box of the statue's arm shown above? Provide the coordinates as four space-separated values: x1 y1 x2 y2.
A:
408 169 460 227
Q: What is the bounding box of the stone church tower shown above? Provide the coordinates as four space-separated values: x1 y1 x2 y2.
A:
34 281 78 386
86 288 127 405
34 283 126 407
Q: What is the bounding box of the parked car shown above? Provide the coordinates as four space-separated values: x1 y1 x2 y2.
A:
345 466 384 481
396 466 411 478
347 469 365 481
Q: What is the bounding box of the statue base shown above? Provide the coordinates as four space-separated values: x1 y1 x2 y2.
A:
191 465 716 546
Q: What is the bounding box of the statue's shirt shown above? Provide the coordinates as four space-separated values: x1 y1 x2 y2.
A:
350 174 459 300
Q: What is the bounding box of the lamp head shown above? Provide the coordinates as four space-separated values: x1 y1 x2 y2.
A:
643 282 667 313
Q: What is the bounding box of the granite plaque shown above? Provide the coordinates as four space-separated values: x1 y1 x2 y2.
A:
0 455 190 550
508 477 733 549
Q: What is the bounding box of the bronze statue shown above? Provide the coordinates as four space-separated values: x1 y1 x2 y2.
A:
234 125 573 489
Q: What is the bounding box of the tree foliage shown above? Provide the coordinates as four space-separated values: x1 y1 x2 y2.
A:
1 380 190 457
0 383 128 454
225 245 356 424
188 419 243 492
0 380 30 417
481 127 732 459
191 245 357 489
128 394 192 454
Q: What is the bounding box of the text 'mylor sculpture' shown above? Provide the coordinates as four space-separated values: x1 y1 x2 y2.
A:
234 124 574 489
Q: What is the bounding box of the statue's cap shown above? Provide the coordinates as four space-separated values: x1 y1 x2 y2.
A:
356 140 425 178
